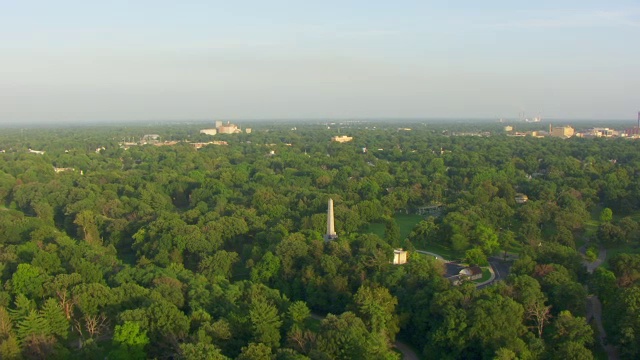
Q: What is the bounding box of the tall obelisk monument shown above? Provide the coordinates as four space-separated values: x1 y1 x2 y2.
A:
325 198 337 241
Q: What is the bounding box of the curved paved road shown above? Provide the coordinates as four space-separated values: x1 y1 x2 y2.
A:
393 340 419 360
587 295 618 360
584 247 607 274
582 247 619 360
475 266 496 288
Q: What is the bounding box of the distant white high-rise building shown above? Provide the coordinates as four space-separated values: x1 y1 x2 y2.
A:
324 198 338 241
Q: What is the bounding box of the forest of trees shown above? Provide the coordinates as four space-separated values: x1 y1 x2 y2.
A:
0 120 639 359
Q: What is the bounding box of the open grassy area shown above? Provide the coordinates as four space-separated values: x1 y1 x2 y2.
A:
586 205 640 237
501 240 524 256
395 214 425 239
473 268 492 283
421 241 463 261
365 213 424 241
602 244 640 269
580 205 604 248
367 214 468 260
368 212 523 262
367 213 528 262
366 222 385 238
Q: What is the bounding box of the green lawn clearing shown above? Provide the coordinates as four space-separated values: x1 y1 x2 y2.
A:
420 242 462 261
602 244 640 269
367 213 467 260
365 213 424 241
473 268 492 283
395 214 425 240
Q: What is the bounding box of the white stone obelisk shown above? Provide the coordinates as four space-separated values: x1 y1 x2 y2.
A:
325 198 337 241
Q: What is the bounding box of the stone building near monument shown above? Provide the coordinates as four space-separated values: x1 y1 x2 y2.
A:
393 249 408 265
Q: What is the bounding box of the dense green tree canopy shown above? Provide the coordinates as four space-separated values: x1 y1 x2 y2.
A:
1 120 640 358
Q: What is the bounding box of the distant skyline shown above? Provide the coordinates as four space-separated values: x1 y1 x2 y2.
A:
1 1 639 123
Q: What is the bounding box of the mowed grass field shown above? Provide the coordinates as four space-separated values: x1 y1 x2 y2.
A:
366 214 424 241
366 214 466 259
474 268 492 283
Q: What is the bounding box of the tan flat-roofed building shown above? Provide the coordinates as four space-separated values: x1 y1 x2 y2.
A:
393 249 408 265
331 135 353 143
550 126 574 138
218 124 239 134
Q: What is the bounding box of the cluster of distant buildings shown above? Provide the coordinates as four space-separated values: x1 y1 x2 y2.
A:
505 125 576 138
118 130 231 150
504 112 640 139
506 124 640 139
119 134 166 149
200 121 251 136
451 131 492 137
118 138 228 150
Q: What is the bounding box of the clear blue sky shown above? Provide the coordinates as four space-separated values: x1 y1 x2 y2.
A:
1 0 639 123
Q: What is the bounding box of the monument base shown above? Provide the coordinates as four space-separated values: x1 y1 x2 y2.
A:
324 234 338 242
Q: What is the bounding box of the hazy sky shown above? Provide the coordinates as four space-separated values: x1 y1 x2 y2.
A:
1 0 639 123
